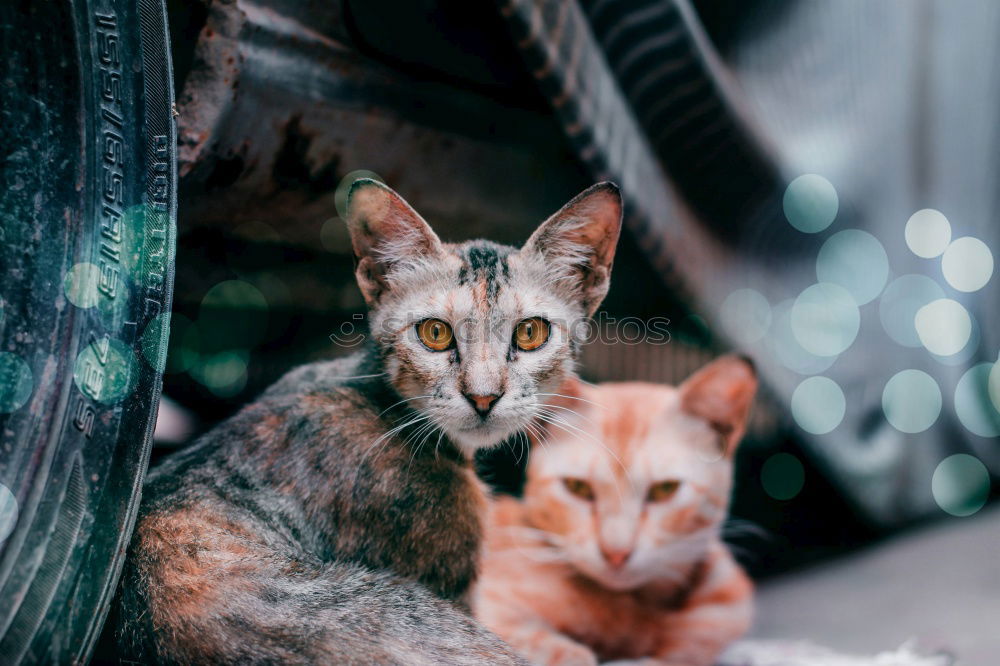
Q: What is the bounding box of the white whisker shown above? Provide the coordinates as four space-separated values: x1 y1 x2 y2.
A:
357 412 431 469
534 392 605 409
531 412 631 506
406 420 442 470
433 428 445 460
377 394 434 418
331 372 388 380
532 408 632 488
536 402 599 428
523 420 552 452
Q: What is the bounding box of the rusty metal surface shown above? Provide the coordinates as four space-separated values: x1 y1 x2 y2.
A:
174 0 591 251
162 0 616 417
156 0 879 578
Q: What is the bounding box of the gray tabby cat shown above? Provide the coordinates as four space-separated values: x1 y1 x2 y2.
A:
113 179 622 664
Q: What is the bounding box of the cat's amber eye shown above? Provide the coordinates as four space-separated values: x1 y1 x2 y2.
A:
416 319 454 351
514 317 550 351
646 480 681 502
562 478 595 501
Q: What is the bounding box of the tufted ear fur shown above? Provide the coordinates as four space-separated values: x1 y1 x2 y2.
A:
679 355 757 456
523 182 623 316
345 179 444 307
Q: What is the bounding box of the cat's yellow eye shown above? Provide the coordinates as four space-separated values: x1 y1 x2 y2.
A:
562 478 595 501
646 480 681 502
514 317 549 351
416 319 454 351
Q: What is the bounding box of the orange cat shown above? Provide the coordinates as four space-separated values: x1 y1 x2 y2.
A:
474 356 757 666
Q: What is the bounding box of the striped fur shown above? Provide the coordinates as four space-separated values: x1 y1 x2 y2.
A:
113 182 621 663
474 356 757 665
348 179 622 455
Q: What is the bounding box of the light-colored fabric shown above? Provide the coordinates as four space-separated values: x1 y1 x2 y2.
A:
719 640 951 666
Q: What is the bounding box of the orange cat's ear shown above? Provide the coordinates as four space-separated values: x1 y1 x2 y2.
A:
345 179 444 306
523 182 623 316
679 355 757 456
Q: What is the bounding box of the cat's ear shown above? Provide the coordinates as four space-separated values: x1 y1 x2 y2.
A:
523 182 623 316
679 355 757 456
345 179 444 306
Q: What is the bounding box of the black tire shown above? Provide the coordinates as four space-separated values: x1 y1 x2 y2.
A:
0 1 175 663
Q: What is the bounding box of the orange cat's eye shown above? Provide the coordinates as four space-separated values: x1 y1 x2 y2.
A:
416 319 454 351
646 480 681 502
562 478 595 501
514 317 549 351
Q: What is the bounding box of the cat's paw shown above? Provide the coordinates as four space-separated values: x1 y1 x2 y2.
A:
529 639 599 666
601 657 692 666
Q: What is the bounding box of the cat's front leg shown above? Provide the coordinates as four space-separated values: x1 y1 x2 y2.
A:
603 655 732 666
499 621 600 666
648 545 754 666
607 654 730 666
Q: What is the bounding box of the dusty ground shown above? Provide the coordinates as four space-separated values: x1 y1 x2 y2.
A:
751 504 999 665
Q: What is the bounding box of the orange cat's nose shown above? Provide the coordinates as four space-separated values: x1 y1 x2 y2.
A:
601 547 632 570
464 392 502 417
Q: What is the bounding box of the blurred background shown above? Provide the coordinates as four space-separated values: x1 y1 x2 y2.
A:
157 0 1000 660
2 0 998 663
158 0 1000 659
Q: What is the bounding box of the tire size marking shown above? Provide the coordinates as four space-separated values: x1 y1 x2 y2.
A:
95 10 125 306
72 8 126 438
72 398 96 439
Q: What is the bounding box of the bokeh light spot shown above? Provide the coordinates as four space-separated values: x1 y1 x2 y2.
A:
989 357 1000 415
914 298 971 356
320 217 350 253
675 314 712 348
192 350 249 398
0 484 17 544
199 280 269 353
0 352 33 413
63 262 102 309
783 174 839 233
249 273 292 312
719 288 771 345
335 170 385 219
201 280 267 311
954 363 1000 438
157 314 200 374
928 313 980 367
791 376 845 435
878 274 945 347
815 229 889 305
941 237 993 292
73 338 138 403
769 299 837 375
904 209 952 258
761 453 805 501
140 313 175 373
118 204 162 283
790 283 860 357
881 369 942 434
93 277 133 328
931 454 990 517
234 220 281 243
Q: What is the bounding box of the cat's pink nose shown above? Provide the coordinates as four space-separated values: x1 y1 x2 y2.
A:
601 547 632 570
464 392 502 417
